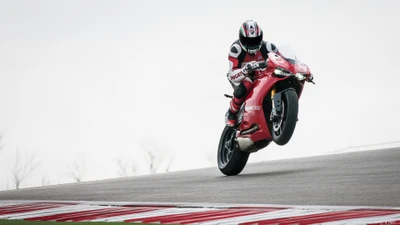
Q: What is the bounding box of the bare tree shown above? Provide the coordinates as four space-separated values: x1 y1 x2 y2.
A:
115 158 137 177
146 150 160 174
10 148 39 189
41 174 51 186
165 156 175 172
139 140 164 174
67 157 85 182
138 138 174 174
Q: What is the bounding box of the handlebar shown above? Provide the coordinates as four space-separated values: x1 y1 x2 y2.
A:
257 61 268 69
307 73 315 84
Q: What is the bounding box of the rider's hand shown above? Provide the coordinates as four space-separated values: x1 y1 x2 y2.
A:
242 61 259 75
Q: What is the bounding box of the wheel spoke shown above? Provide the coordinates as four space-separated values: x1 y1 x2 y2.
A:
221 128 237 164
273 101 285 136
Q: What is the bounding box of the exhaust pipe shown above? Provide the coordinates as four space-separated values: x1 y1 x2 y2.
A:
236 137 254 152
240 125 259 135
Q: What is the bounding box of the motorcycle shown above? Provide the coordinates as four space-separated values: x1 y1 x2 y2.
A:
218 46 315 176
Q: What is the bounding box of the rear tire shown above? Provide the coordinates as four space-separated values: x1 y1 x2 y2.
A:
272 89 299 145
217 126 249 176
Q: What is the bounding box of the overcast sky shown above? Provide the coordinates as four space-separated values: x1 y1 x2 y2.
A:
1 0 399 189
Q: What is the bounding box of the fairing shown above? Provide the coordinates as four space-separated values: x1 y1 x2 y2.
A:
236 46 311 145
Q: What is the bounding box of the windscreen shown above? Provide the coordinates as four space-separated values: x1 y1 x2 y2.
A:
278 44 297 64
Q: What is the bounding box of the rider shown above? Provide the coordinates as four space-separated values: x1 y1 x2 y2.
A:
226 20 279 127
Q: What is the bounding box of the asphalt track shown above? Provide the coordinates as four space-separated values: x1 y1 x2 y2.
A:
0 148 399 207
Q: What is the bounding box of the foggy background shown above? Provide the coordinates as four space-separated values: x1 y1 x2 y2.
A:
1 0 399 190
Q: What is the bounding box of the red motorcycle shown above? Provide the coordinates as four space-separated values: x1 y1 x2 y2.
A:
218 47 314 176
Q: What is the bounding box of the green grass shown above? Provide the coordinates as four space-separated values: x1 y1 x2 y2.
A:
0 220 177 225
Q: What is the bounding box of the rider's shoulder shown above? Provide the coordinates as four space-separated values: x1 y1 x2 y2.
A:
228 40 243 58
262 41 278 53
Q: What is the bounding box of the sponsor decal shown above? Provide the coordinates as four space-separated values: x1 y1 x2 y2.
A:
249 25 255 35
245 106 261 111
230 72 243 80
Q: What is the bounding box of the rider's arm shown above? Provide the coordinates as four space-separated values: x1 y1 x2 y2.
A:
266 41 278 53
227 63 246 83
227 43 246 83
260 41 279 59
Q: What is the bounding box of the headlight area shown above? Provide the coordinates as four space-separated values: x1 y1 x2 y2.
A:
295 73 307 81
273 68 308 81
273 68 292 78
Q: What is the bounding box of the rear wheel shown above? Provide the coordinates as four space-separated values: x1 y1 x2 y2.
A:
271 89 299 145
217 126 249 176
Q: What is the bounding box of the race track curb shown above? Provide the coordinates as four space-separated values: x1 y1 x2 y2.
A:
0 200 400 224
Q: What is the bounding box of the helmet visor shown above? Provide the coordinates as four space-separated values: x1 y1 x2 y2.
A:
243 36 262 50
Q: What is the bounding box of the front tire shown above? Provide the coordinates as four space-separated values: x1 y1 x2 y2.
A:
217 126 249 176
271 89 299 145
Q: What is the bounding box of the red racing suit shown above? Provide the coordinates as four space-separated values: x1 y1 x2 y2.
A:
227 40 278 114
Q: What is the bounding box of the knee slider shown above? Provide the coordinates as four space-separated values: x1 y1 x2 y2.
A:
233 83 248 99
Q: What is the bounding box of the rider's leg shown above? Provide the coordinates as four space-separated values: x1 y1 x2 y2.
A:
226 77 254 126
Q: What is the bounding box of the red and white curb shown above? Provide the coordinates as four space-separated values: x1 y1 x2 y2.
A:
0 200 399 224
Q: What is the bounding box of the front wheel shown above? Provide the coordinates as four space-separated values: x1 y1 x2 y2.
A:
217 126 249 176
271 89 299 146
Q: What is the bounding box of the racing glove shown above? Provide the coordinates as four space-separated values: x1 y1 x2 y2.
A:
228 61 260 83
242 61 259 75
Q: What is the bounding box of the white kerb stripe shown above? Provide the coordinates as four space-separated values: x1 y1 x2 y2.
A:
3 205 108 220
0 203 22 207
199 209 334 225
319 213 400 225
91 207 215 222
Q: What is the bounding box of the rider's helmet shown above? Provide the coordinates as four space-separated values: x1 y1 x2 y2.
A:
239 20 263 54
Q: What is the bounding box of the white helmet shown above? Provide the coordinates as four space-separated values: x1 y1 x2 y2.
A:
239 20 263 54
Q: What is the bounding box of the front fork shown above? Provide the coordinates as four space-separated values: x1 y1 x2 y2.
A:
270 86 283 121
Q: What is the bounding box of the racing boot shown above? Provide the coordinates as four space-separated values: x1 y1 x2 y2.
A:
225 109 237 127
